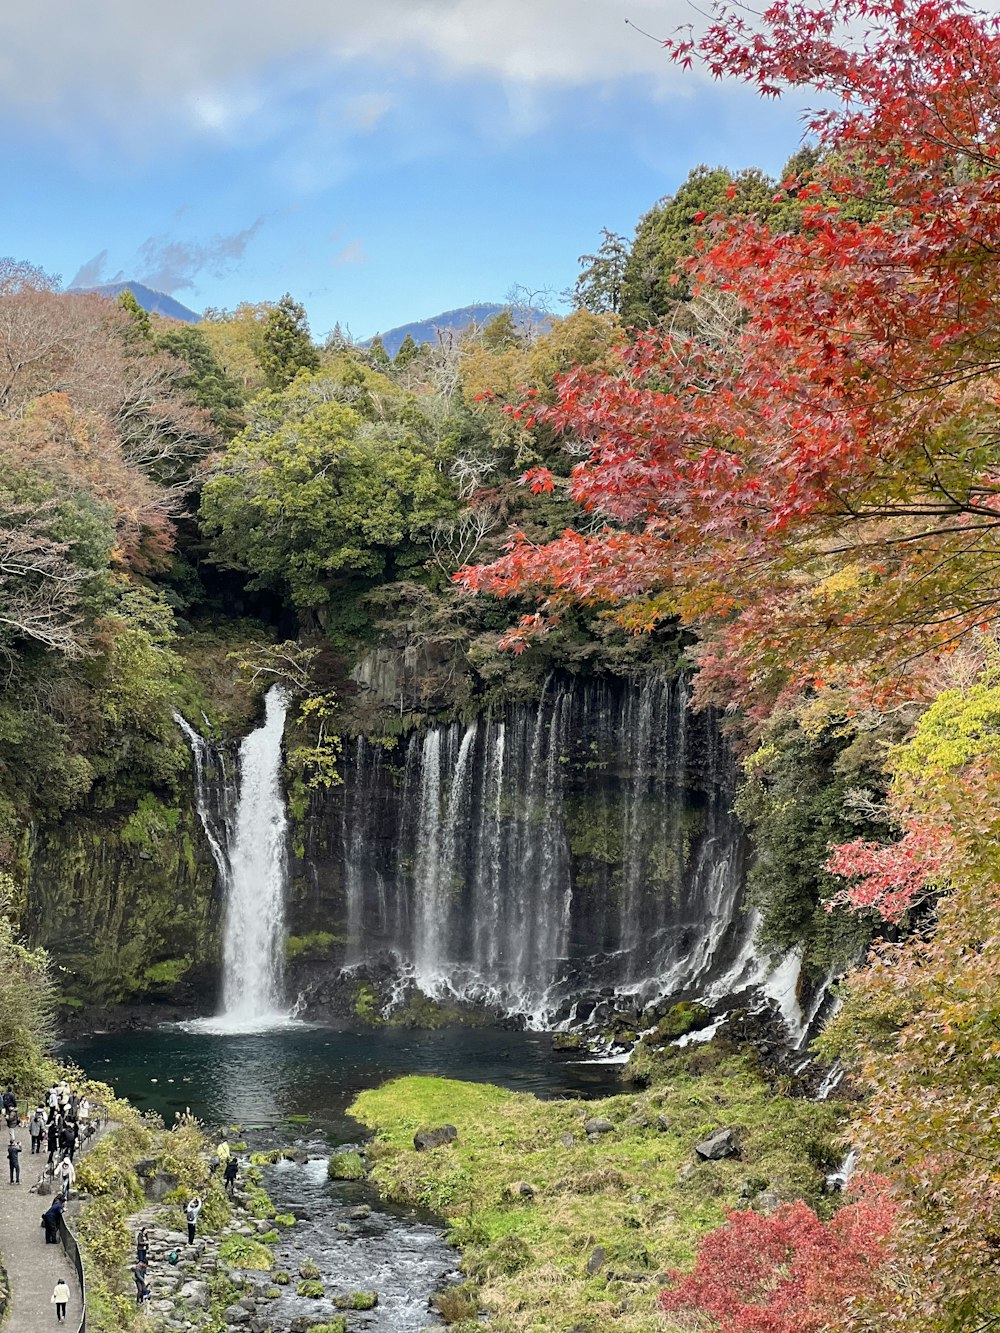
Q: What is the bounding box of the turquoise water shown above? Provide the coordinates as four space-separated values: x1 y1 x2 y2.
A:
63 1023 622 1137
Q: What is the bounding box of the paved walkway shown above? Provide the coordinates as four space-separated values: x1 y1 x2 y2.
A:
0 1119 110 1333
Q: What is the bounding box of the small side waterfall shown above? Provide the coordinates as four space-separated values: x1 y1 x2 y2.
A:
175 685 293 1031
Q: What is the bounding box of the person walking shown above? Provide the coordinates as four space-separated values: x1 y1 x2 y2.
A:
46 1118 57 1166
58 1121 74 1160
7 1137 20 1184
136 1226 149 1264
51 1277 70 1323
223 1155 238 1196
132 1259 149 1305
29 1108 44 1154
185 1195 202 1245
58 1155 75 1201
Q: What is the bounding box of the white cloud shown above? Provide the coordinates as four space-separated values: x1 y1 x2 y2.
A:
1 1 697 147
70 218 266 293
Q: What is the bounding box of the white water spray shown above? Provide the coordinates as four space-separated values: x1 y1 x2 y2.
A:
175 685 295 1032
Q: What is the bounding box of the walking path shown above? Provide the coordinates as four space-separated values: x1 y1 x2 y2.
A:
0 1118 110 1333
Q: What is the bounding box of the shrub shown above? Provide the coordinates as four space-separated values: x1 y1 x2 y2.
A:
297 1279 325 1298
433 1282 480 1323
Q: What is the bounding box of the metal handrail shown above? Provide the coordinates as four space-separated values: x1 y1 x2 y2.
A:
57 1213 86 1333
53 1102 106 1333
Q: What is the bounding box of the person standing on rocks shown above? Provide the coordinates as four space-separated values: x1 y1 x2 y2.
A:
132 1259 150 1305
7 1136 20 1184
185 1195 202 1245
136 1226 149 1264
223 1155 238 1196
51 1278 70 1323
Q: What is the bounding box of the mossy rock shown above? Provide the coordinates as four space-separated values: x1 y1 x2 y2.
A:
327 1151 365 1180
655 1002 712 1042
307 1321 347 1333
274 1212 296 1227
551 1032 584 1051
298 1259 321 1280
334 1290 378 1310
297 1278 325 1298
273 1271 290 1285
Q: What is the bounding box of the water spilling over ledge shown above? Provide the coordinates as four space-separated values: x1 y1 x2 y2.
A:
174 673 790 1032
176 685 296 1032
334 675 756 1026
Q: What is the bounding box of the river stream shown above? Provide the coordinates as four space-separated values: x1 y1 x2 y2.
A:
64 1024 622 1331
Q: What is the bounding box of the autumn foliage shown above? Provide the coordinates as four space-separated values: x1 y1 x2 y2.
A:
460 0 1000 710
660 1189 897 1332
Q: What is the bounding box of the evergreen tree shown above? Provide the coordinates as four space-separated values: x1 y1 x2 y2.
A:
116 288 153 343
156 325 246 437
622 165 776 323
572 229 629 315
480 310 519 352
393 333 421 368
260 293 321 390
368 335 391 370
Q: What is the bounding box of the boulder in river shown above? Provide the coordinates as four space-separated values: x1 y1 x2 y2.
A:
414 1124 458 1151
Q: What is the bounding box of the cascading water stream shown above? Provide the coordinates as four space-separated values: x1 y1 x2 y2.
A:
341 674 755 1026
175 685 294 1032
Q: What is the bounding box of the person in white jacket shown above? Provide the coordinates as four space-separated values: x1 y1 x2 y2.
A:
51 1278 70 1323
185 1195 202 1245
58 1154 76 1201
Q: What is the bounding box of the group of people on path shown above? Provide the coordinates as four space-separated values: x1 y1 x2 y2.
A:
4 1081 92 1193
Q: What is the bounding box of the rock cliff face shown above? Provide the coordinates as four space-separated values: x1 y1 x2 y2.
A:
26 666 758 1026
26 805 221 1006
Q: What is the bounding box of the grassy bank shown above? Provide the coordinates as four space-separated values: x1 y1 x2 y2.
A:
351 1055 845 1332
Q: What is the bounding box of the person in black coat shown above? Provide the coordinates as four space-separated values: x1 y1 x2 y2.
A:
41 1197 64 1243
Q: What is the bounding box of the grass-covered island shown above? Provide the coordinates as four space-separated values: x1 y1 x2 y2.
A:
352 1051 846 1332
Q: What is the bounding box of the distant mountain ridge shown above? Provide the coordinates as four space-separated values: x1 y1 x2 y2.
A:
368 303 552 359
69 281 202 324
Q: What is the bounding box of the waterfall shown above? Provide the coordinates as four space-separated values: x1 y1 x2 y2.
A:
175 685 293 1032
341 674 753 1026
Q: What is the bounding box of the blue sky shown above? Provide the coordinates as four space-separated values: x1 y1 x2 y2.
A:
3 1 813 340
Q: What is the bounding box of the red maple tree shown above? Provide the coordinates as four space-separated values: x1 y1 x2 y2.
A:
459 0 1000 712
659 1188 898 1332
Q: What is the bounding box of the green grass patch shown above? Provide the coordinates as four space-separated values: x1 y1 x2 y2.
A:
334 1289 379 1310
351 1058 845 1333
328 1150 365 1180
218 1235 273 1271
297 1278 325 1298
